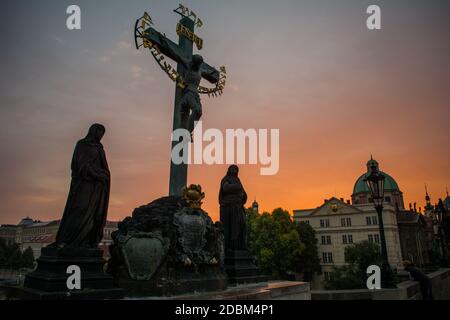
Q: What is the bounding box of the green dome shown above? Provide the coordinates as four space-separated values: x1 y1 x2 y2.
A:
353 171 400 195
444 196 450 209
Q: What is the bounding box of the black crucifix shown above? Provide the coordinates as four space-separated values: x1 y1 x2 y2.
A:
134 5 225 197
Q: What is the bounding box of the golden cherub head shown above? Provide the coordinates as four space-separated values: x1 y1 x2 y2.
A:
182 184 205 209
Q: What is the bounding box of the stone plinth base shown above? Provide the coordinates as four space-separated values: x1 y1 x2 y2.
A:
19 246 123 300
117 272 228 297
12 286 124 300
129 281 311 300
224 250 268 285
108 196 228 298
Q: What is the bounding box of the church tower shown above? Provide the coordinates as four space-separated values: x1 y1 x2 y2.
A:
252 199 259 214
424 184 434 216
351 157 405 209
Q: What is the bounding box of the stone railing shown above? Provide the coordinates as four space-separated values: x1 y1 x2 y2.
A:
311 268 450 300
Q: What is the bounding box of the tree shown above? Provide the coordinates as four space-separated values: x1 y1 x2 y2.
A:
324 241 382 290
247 208 306 280
294 221 322 281
245 207 259 248
345 240 382 274
21 247 35 269
324 265 363 290
6 243 23 269
0 240 36 269
0 238 6 266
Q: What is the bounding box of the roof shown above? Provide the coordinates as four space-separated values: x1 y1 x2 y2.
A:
352 158 401 195
104 221 118 228
0 224 18 228
294 197 363 217
18 217 34 226
23 220 60 228
293 209 314 216
396 210 425 225
7 218 115 229
353 171 400 195
23 234 56 243
444 196 450 209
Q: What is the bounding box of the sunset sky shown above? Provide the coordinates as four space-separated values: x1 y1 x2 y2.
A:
0 0 449 224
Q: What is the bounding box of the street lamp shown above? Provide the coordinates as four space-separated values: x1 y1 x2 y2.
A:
364 162 396 288
434 200 449 267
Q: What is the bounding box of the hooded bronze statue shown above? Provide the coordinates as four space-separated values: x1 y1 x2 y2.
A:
53 124 110 248
219 165 248 251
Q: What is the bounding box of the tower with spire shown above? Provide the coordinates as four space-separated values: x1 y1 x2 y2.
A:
252 198 259 214
444 187 450 211
424 184 434 216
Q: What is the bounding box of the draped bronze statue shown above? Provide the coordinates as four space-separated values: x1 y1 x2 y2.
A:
23 124 122 299
219 165 248 251
53 123 110 248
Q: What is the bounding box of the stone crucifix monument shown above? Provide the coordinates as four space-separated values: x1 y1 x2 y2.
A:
107 5 227 297
134 4 226 196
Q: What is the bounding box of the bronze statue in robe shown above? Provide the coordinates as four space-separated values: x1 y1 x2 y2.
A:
53 124 110 249
219 165 248 251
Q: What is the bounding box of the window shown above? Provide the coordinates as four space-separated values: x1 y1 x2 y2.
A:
320 219 330 228
304 220 310 225
341 217 351 227
322 252 333 263
324 272 331 281
374 234 380 244
321 235 331 245
369 234 380 244
385 196 391 203
372 216 378 225
367 216 378 225
327 252 333 263
343 234 353 244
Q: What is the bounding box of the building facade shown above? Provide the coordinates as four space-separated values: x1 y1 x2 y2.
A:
396 210 432 266
0 225 17 246
294 158 407 289
0 217 117 259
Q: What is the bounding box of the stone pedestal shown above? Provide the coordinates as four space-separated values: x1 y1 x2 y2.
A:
108 195 228 297
20 247 123 300
117 267 228 297
225 250 268 285
132 281 311 300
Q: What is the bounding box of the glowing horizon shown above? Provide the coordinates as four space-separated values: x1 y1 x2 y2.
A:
0 0 449 224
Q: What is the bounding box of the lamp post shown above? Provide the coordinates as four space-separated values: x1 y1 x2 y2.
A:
435 200 449 267
364 163 396 288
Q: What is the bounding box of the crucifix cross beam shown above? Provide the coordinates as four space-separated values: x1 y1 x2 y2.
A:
139 25 220 84
134 8 225 197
